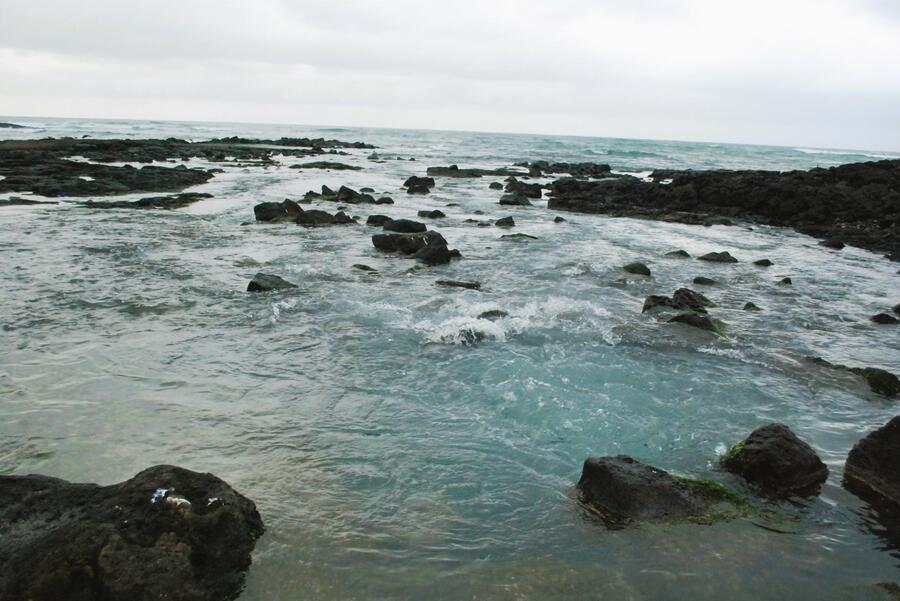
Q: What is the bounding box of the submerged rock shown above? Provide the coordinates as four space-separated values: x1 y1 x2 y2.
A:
820 239 846 250
495 216 515 227
753 259 774 267
693 276 717 285
666 250 691 258
844 416 900 512
352 264 378 272
668 312 724 334
247 273 297 292
0 465 264 601
698 251 738 263
478 309 509 320
744 302 762 311
289 161 361 170
294 208 353 227
553 216 567 223
577 455 746 527
872 313 899 325
722 423 829 498
499 194 533 206
778 277 793 286
489 182 503 190
500 233 538 241
417 209 445 219
849 367 900 397
0 196 59 206
623 262 651 276
436 280 481 290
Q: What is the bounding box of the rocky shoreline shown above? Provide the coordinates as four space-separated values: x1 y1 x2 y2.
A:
3 134 899 598
548 159 900 260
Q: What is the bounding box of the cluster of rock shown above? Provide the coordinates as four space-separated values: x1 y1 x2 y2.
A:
403 176 435 194
425 164 525 178
0 135 372 197
0 465 264 601
548 159 900 259
514 161 612 178
578 418 900 539
302 185 393 205
254 199 352 226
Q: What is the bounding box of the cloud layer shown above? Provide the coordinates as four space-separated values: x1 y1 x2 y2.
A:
1 0 898 149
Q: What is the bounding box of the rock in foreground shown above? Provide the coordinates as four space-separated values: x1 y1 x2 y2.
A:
844 416 900 512
577 455 746 527
0 465 264 601
722 423 829 498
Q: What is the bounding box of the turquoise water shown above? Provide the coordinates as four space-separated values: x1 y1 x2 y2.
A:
1 117 899 600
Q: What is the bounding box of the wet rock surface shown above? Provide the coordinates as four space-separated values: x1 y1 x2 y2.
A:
548 159 900 259
844 417 900 514
0 465 264 601
247 273 298 292
0 136 372 198
577 455 745 527
721 423 829 498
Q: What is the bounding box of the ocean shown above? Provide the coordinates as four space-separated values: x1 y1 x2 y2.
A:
1 116 899 600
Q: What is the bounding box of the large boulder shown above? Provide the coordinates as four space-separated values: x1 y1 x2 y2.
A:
254 199 303 222
844 417 900 512
721 423 829 497
0 465 264 601
577 455 746 527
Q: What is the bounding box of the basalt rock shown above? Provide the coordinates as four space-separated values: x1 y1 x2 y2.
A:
693 276 717 285
548 159 900 259
753 259 774 267
478 309 509 320
495 216 515 227
872 313 899 325
668 312 724 334
744 302 762 311
289 161 361 170
623 262 651 276
83 192 214 210
247 273 298 292
500 233 538 241
418 209 445 219
366 214 392 226
844 416 900 513
426 164 523 178
489 182 504 190
722 423 829 497
666 250 691 258
436 280 481 290
577 455 746 527
383 219 427 233
254 199 304 222
505 177 542 199
698 251 738 263
0 465 264 601
516 161 612 179
499 194 532 206
553 216 567 223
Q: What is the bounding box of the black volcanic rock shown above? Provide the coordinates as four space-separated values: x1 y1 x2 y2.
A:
548 160 900 259
254 199 304 222
722 423 829 497
844 417 900 512
872 313 899 325
623 262 651 276
577 455 745 526
0 465 264 601
247 273 298 291
383 218 427 233
698 251 738 263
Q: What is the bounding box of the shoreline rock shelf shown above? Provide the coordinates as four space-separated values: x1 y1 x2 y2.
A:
547 159 900 260
0 465 264 601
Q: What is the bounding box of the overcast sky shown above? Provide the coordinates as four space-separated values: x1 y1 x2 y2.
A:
1 0 899 150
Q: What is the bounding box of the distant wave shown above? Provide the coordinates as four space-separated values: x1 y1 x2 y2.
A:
589 149 664 159
793 147 898 160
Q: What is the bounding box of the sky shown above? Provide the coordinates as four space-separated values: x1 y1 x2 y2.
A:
1 0 899 150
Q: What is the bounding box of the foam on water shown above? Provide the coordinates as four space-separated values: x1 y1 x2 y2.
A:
0 117 898 601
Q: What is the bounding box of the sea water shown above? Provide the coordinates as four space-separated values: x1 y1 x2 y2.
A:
1 117 899 600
